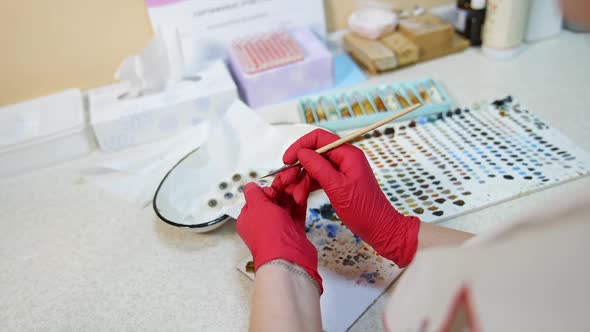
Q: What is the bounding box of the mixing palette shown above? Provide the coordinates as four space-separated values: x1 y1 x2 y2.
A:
351 96 590 222
239 96 589 332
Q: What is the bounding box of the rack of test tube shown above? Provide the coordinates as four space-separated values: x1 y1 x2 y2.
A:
298 79 452 131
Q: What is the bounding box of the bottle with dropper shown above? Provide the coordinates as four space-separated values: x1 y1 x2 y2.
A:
455 0 486 46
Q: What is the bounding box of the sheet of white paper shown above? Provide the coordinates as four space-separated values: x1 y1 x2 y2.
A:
237 191 404 332
153 101 315 225
83 123 209 208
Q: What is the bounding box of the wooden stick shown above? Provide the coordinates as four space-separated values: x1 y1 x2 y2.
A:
260 103 423 178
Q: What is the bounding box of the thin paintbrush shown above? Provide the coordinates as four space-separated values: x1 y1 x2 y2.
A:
260 102 423 178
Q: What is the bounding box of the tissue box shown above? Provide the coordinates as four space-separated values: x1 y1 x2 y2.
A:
89 60 237 152
228 28 333 108
0 89 94 177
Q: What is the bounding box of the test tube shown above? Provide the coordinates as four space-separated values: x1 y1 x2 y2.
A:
336 96 352 118
372 91 387 112
355 92 375 114
384 87 399 111
303 100 315 123
428 80 444 103
417 84 431 104
395 89 410 108
314 101 327 122
349 94 364 116
320 97 339 121
404 87 420 105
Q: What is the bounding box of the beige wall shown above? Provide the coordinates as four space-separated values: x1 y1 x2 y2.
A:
324 0 454 32
0 0 153 107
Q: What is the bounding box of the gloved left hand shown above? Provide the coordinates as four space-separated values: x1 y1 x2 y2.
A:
237 183 323 294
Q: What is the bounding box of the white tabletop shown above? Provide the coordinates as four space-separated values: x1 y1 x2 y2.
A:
1 31 589 331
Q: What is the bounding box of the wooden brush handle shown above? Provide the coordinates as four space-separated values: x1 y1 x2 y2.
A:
315 103 422 154
261 103 423 178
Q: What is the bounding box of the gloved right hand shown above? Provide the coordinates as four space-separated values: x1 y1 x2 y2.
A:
272 129 420 268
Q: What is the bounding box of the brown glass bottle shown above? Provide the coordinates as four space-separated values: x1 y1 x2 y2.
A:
303 102 315 123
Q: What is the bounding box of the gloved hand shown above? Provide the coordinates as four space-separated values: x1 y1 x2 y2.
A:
237 183 323 293
272 129 420 268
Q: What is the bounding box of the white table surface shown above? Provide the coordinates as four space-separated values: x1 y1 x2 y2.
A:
1 31 589 331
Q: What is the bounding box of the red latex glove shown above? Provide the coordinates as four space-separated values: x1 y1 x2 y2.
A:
272 129 420 268
236 183 323 293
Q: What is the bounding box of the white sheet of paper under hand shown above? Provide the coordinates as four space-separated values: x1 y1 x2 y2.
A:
150 100 317 226
238 191 403 332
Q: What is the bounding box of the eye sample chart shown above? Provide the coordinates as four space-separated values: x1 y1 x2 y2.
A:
354 96 590 222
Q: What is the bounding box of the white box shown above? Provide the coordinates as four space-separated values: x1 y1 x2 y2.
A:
88 60 238 152
0 89 94 177
146 0 327 72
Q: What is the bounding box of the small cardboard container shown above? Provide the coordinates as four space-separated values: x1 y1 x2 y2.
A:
380 32 419 66
399 14 454 52
88 60 238 152
344 32 398 72
227 27 333 109
0 89 94 177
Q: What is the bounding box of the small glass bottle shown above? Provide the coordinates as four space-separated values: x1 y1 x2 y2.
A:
350 95 364 116
320 97 339 121
456 0 486 46
395 91 410 108
384 87 399 111
303 101 315 123
417 85 431 104
314 101 327 122
404 88 420 105
455 0 472 35
355 92 375 114
372 92 387 112
337 97 352 118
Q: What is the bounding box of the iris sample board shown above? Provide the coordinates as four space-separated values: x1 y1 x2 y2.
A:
353 96 590 222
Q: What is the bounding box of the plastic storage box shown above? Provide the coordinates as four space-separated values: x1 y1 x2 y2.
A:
0 89 94 177
298 78 452 131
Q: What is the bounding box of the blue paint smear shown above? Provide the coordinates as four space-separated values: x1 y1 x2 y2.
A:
308 208 320 222
417 116 428 124
353 235 362 244
325 224 339 238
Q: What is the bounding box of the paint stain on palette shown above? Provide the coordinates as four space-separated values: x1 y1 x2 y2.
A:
353 96 590 222
305 203 398 286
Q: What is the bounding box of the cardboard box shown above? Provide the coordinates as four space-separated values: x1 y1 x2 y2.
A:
399 14 454 52
380 33 419 66
343 33 397 74
419 34 470 62
88 61 237 152
228 28 333 109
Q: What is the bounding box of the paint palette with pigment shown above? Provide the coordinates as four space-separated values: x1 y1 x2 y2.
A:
298 78 451 131
353 96 590 222
238 190 404 332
